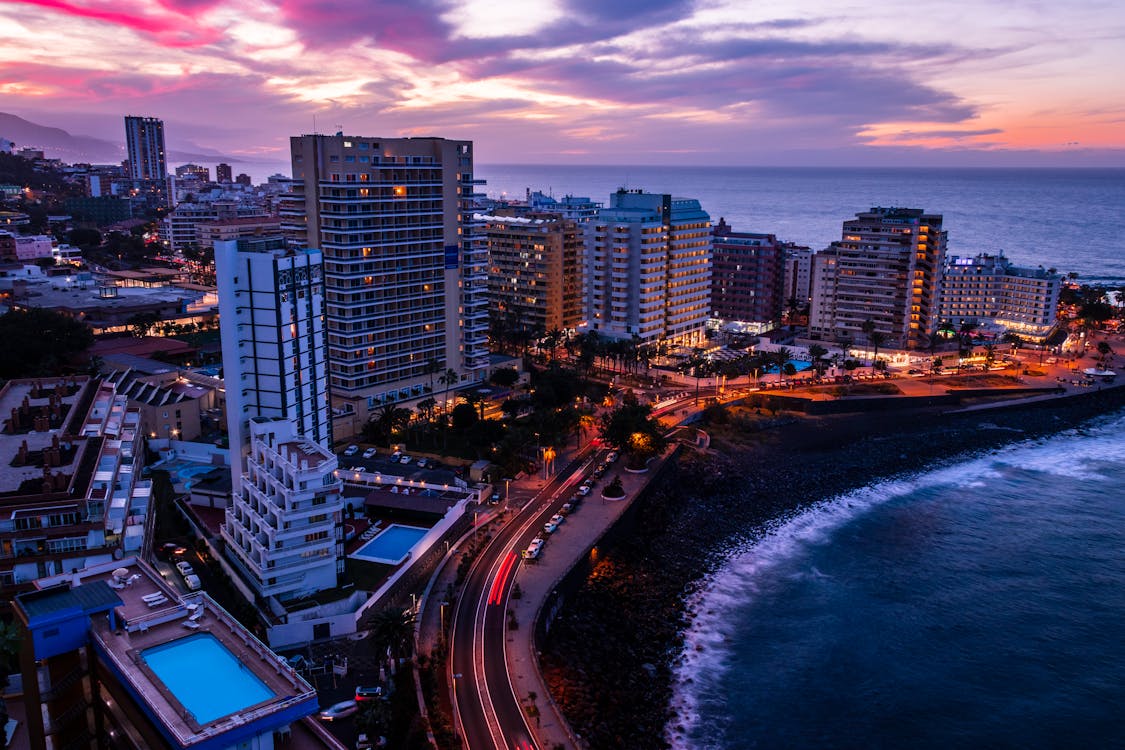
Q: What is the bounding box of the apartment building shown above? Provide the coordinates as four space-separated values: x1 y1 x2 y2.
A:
710 218 785 328
215 236 342 601
283 133 488 431
940 252 1062 341
483 211 585 334
809 206 947 349
124 116 166 182
586 189 711 344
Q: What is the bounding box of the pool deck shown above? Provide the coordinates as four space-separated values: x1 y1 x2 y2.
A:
85 561 316 745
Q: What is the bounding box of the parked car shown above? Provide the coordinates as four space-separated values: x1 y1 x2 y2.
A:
560 502 573 516
416 457 428 468
550 513 565 525
399 455 412 464
391 449 402 459
606 451 619 463
523 538 545 558
543 521 559 534
576 485 591 497
183 574 201 591
355 685 385 702
343 444 359 456
489 492 502 505
362 447 378 459
175 561 194 577
318 700 359 721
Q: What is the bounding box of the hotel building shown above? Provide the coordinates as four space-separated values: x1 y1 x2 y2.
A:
483 211 585 334
939 253 1062 341
282 134 488 433
0 377 150 606
808 207 947 349
215 236 343 602
11 558 331 750
710 218 785 329
586 189 711 344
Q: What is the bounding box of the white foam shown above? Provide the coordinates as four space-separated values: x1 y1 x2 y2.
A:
667 410 1125 749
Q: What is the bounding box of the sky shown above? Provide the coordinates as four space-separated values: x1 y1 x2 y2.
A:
2 0 1125 173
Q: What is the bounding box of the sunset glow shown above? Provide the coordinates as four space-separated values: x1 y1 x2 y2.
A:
1 0 1123 170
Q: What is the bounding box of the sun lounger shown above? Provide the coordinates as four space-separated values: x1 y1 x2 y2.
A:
142 592 166 602
189 609 203 622
182 621 200 630
146 596 169 608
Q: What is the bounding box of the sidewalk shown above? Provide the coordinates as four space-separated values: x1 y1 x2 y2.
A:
504 454 665 750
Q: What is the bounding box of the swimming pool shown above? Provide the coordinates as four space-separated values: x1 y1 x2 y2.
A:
765 359 813 373
149 458 223 490
141 633 275 725
351 524 429 565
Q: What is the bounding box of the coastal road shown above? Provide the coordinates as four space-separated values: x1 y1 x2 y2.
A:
449 444 602 749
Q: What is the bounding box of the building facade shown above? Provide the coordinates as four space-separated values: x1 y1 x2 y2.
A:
586 189 711 344
808 206 947 349
283 133 488 430
215 236 343 601
123 116 166 182
710 218 785 328
484 211 585 334
940 253 1062 340
782 243 814 311
216 162 233 183
0 378 150 604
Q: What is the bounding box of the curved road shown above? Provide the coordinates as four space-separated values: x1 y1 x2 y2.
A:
449 444 601 749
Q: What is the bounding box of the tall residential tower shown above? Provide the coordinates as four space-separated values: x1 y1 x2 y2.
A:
216 236 343 602
123 116 167 181
282 134 488 433
586 189 711 344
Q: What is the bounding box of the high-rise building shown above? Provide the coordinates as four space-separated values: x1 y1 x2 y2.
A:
940 253 1061 341
710 218 785 328
782 243 814 311
283 133 489 432
216 162 233 183
215 236 343 602
808 207 947 349
586 189 711 344
123 116 166 181
483 211 585 334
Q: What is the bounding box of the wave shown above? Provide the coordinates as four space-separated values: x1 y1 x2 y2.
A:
667 410 1125 750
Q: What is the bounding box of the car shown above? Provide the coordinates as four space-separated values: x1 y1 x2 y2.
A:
489 492 502 505
416 457 428 468
349 466 365 472
560 502 573 515
593 463 607 477
343 444 359 456
399 455 412 464
576 485 591 496
550 513 565 525
355 685 385 702
362 447 377 459
183 573 201 591
285 654 307 669
391 449 402 459
157 542 186 560
356 733 387 749
318 700 359 721
543 521 559 534
523 538 545 558
606 451 619 463
175 561 194 577
581 478 594 488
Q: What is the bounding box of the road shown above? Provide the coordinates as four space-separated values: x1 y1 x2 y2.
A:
449 443 602 750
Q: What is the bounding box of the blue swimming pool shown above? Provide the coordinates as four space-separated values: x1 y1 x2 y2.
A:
765 359 813 373
351 524 429 564
141 633 275 724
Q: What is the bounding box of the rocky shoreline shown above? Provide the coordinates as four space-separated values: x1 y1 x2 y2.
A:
539 388 1125 749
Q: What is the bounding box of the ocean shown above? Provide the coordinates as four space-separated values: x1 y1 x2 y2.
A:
669 410 1125 749
475 165 1125 286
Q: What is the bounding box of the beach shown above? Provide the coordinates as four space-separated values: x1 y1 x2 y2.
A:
538 386 1125 749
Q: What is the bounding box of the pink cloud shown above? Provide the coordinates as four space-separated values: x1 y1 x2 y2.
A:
9 0 224 47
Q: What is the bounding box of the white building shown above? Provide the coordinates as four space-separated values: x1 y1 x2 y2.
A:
586 189 712 344
13 233 55 261
216 236 343 602
782 243 814 309
940 253 1062 341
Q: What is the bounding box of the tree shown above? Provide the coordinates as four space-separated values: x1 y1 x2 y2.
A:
362 403 411 445
450 402 479 430
0 308 94 379
808 344 829 376
861 320 886 373
365 606 415 662
439 368 459 414
489 367 520 389
598 403 667 466
0 618 19 732
983 343 997 368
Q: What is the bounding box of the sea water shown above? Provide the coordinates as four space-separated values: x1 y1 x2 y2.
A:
669 411 1125 749
476 165 1125 286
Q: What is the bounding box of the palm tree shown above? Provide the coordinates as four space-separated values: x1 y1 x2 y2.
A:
983 342 997 369
808 343 829 376
439 368 459 415
364 403 411 445
861 319 885 373
365 606 416 666
773 347 793 384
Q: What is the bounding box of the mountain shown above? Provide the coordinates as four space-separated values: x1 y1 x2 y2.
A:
0 112 124 163
0 112 234 166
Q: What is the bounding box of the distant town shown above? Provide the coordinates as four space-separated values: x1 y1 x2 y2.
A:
0 117 1121 750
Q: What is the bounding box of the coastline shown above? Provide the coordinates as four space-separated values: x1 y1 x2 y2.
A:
538 386 1125 749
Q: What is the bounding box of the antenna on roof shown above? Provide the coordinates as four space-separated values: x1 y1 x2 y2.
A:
312 114 317 135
